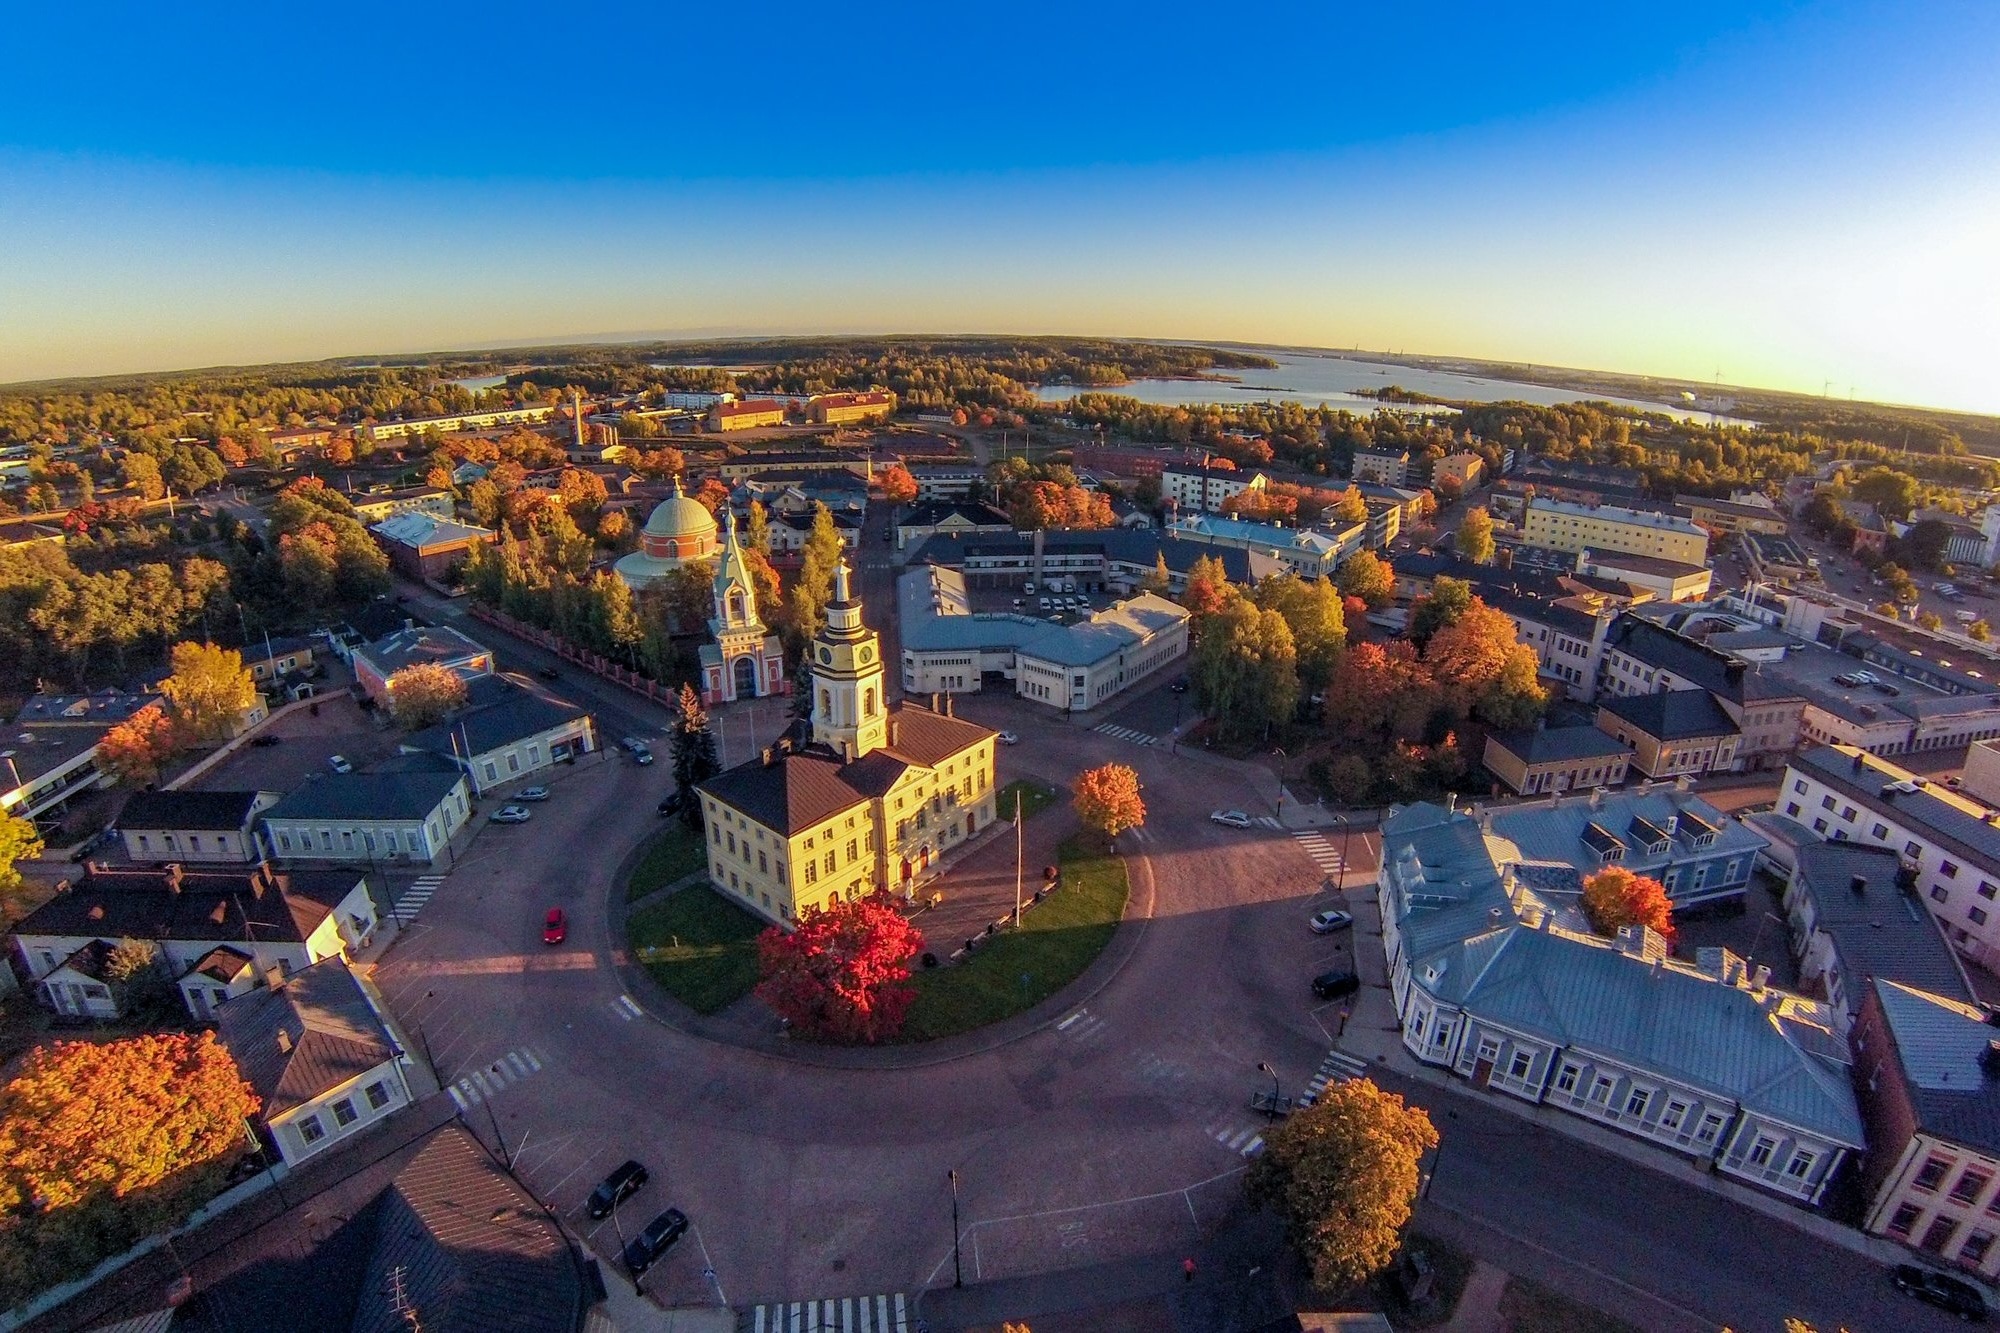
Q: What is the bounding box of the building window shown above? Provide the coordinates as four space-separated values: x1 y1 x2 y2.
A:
1964 1231 1997 1265
1785 1151 1817 1180
1661 1100 1688 1132
332 1098 357 1127
1509 1050 1533 1081
1624 1088 1651 1118
1696 1112 1726 1144
1944 860 1962 879
1785 802 1801 817
1907 841 1926 860
1982 882 1999 901
298 1115 326 1144
1924 1216 1961 1253
1820 794 1836 811
1872 823 1889 839
1933 886 1952 903
804 862 817 885
1589 1076 1614 1105
1916 1156 1954 1191
1888 1202 1923 1237
1973 907 1990 927
365 1081 391 1110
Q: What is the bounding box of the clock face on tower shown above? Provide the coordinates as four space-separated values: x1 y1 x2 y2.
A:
859 646 872 664
819 647 833 665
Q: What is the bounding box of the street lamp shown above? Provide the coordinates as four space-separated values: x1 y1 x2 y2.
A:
1257 1062 1281 1121
949 1169 963 1288
1331 813 1352 893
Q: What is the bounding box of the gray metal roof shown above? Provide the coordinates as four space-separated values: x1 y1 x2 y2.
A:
1599 689 1740 741
1486 787 1765 884
1873 978 2000 1159
1487 726 1631 766
1793 744 2000 871
266 764 464 823
1792 841 1974 1011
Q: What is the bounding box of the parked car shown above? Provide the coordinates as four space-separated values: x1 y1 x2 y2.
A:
998 731 1019 745
1312 969 1361 1000
623 1207 690 1276
249 734 283 747
587 1160 649 1220
328 754 353 774
542 906 567 945
1870 681 1902 696
622 737 655 765
1210 810 1252 829
536 666 561 681
1310 909 1354 934
516 786 550 801
491 805 532 824
1892 1263 1987 1320
658 791 685 816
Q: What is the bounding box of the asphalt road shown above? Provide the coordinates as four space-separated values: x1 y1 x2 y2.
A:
365 679 1970 1333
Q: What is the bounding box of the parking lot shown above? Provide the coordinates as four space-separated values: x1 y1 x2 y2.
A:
189 691 398 793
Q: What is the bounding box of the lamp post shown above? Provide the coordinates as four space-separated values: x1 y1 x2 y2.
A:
1013 790 1024 928
949 1169 964 1288
1257 1061 1281 1121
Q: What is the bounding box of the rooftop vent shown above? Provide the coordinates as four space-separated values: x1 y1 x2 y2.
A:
1982 1040 2000 1078
1851 874 1868 896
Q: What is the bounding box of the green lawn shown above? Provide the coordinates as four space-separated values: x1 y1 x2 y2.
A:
899 834 1129 1042
627 888 767 1014
1494 1277 1642 1333
995 778 1061 822
624 823 710 903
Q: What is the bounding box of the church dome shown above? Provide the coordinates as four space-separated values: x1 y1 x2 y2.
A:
615 478 723 589
642 483 719 543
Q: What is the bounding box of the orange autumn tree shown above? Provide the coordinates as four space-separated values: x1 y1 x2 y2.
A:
878 463 919 505
755 894 926 1044
1581 866 1678 947
1072 763 1146 847
97 706 185 786
0 1033 259 1305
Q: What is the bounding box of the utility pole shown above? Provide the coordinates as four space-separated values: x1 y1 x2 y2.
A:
949 1170 964 1288
1013 790 1023 927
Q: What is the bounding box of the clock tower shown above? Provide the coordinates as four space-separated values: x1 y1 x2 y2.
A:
810 559 887 757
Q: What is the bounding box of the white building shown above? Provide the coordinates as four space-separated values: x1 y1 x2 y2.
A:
263 759 472 866
118 789 281 863
1165 513 1364 580
216 956 417 1165
1161 462 1265 514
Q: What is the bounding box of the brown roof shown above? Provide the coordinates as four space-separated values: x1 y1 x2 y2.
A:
216 957 395 1115
700 704 993 835
54 938 118 983
14 863 360 949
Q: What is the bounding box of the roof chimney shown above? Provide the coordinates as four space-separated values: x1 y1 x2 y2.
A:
890 719 901 748
1751 964 1771 995
761 746 775 767
276 1029 292 1055
1850 874 1868 896
1487 906 1505 929
164 863 184 893
1852 750 1865 774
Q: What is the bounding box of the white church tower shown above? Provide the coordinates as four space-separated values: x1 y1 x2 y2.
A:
698 510 787 705
809 559 887 757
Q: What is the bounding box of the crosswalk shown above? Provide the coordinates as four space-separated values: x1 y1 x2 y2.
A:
1301 1048 1371 1106
393 874 446 922
1092 723 1156 746
744 1293 910 1332
446 1046 544 1111
1055 1007 1109 1045
1292 831 1345 880
611 994 644 1022
1205 1116 1268 1158
1251 815 1282 829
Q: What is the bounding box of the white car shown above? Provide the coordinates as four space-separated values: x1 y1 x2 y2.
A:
1311 908 1354 934
516 786 551 801
490 805 532 824
1210 810 1252 829
998 731 1019 745
327 754 353 774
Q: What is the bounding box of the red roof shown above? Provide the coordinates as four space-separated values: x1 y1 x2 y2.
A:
714 399 786 418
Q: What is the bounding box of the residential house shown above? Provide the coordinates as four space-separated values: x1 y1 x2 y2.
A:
1523 497 1710 566
1377 801 1859 1205
370 512 497 583
242 634 317 686
119 789 280 863
264 757 472 867
1161 461 1265 514
1852 978 2000 1279
894 500 1014 554
400 675 597 795
1351 447 1410 486
768 507 863 557
1596 690 1743 779
1783 841 1974 1032
267 426 334 463
351 623 495 702
1482 727 1632 796
1781 744 2000 970
217 956 416 1165
9 861 377 1021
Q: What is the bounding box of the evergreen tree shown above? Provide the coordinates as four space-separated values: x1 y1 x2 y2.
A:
670 684 721 825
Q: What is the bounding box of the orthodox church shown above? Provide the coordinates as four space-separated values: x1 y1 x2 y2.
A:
612 478 718 589
696 560 998 927
697 511 787 705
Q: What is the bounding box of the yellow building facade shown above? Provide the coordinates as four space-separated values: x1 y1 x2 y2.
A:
697 561 998 925
1523 497 1709 565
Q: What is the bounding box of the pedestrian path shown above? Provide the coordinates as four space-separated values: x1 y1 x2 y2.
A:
393 874 446 922
1300 1048 1370 1106
446 1046 544 1110
1092 723 1156 746
1291 831 1345 880
1055 1007 1109 1045
743 1293 910 1332
1203 1114 1268 1159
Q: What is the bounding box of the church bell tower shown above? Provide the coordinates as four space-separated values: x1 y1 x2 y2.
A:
810 559 887 757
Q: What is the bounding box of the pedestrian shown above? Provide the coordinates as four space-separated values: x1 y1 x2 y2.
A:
1183 1257 1196 1283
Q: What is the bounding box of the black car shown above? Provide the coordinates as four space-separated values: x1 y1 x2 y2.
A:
537 666 561 681
1893 1263 1988 1320
622 1207 689 1275
657 791 684 817
249 734 284 747
1168 678 1190 693
585 1159 649 1220
1312 969 1361 1000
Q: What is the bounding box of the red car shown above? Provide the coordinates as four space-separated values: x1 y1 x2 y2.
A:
542 907 567 945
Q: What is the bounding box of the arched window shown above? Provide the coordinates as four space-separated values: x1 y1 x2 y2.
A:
729 590 745 620
864 687 877 717
819 689 831 717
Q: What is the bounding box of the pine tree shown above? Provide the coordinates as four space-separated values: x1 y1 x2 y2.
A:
670 684 721 824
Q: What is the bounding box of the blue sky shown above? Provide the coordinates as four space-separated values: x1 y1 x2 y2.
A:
3 1 1998 412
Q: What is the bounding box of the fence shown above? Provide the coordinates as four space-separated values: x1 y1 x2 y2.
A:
466 604 686 706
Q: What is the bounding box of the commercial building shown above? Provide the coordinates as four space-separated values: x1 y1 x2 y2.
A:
1743 532 1818 582
1165 513 1365 580
263 758 473 866
347 488 457 523
707 399 790 431
1596 690 1743 779
807 390 897 425
216 956 416 1165
1573 550 1712 602
1 689 170 824
908 463 985 498
118 789 280 863
1781 745 2000 969
1782 841 1973 1032
1161 461 1265 514
1964 737 2000 807
895 500 1015 554
698 563 999 924
907 527 1282 597
1377 801 1858 1205
351 623 495 702
1523 497 1710 566
1481 726 1632 796
1350 447 1410 486
369 512 497 583
1678 493 1790 537
10 862 377 1022
1853 978 2000 1280
400 675 597 795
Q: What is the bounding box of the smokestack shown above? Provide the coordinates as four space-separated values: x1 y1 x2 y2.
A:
165 863 184 893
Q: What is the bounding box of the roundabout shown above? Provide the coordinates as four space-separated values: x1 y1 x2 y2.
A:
368 700 1361 1319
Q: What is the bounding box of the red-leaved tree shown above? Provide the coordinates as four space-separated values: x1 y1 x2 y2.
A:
878 464 919 505
1581 867 1677 947
755 893 926 1044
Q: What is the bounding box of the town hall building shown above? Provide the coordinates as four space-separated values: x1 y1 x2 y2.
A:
697 560 998 926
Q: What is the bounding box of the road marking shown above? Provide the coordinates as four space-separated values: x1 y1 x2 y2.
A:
1291 831 1346 878
748 1295 912 1332
394 874 447 922
1055 1008 1107 1043
1301 1048 1371 1104
614 994 643 1020
451 1045 546 1105
1254 815 1282 829
1206 1117 1271 1158
1091 723 1156 746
